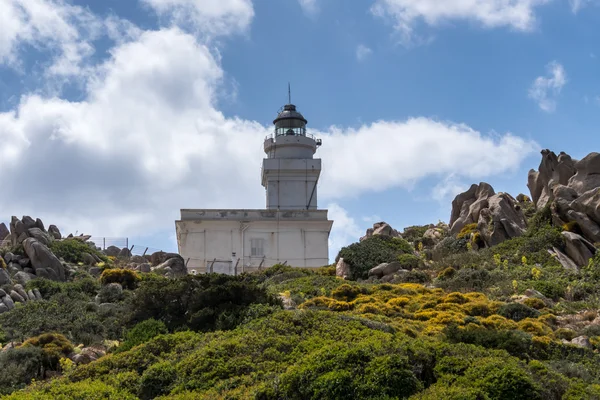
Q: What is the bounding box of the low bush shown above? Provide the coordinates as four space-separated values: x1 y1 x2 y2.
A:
498 302 540 322
100 269 140 290
0 347 45 395
337 236 414 280
432 236 468 260
397 253 422 270
457 223 478 239
49 239 108 264
21 333 74 372
115 319 168 354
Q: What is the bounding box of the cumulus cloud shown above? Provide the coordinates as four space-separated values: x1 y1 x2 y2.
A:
569 0 598 12
356 44 373 61
371 0 550 44
327 203 364 261
0 0 102 75
298 0 319 15
0 0 539 251
141 0 254 36
317 119 537 199
431 174 469 203
0 27 268 237
528 61 567 112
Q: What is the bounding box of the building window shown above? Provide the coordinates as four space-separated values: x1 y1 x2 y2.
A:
251 238 264 257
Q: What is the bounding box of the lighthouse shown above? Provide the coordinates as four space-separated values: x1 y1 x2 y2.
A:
175 98 334 275
262 103 322 210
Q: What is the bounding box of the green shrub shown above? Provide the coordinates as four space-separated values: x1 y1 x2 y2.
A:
397 253 422 270
457 223 478 239
523 297 546 310
0 346 45 395
402 225 430 243
0 291 122 345
437 267 457 280
337 236 414 280
331 284 366 301
498 303 540 322
526 205 553 235
433 236 469 260
27 277 100 298
436 268 492 292
315 265 336 276
532 280 565 301
21 332 74 372
127 274 280 332
49 239 108 264
465 358 542 400
115 319 168 354
444 324 533 358
140 360 176 399
393 270 430 284
100 269 140 290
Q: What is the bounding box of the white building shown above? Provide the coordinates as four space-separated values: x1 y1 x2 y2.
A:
175 101 334 274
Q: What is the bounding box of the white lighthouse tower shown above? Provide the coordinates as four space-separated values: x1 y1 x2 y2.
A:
175 96 334 275
262 101 322 210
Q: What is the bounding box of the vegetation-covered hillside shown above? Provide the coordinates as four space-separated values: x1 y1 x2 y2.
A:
0 204 600 399
1 149 600 399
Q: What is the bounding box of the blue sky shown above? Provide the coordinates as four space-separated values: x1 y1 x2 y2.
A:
1 0 599 261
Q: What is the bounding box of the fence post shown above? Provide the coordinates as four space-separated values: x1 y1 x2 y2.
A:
103 238 105 250
126 238 129 249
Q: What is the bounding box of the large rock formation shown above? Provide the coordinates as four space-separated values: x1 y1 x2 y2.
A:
360 222 401 242
528 149 600 251
527 150 577 209
449 182 496 235
23 237 65 281
0 223 9 243
449 183 527 247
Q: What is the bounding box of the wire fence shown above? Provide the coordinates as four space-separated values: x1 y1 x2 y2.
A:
1 235 325 276
88 237 130 250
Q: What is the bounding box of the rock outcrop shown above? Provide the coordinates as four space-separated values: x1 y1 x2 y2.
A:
23 237 65 281
562 232 596 267
527 149 600 260
449 183 528 247
153 253 187 278
368 262 405 278
335 258 350 279
360 222 401 242
0 223 9 243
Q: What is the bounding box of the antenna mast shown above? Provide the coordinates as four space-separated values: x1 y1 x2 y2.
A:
288 82 291 104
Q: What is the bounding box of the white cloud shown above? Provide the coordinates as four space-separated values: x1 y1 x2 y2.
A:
432 174 469 202
327 203 364 261
371 0 550 44
298 0 319 15
0 0 540 253
569 0 597 12
0 0 102 75
528 61 567 112
141 0 254 36
0 27 269 237
317 119 538 199
356 44 373 61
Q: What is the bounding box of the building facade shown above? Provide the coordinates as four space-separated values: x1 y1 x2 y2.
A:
175 101 333 274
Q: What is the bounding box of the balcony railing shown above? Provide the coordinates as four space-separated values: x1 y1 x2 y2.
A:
264 132 317 141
